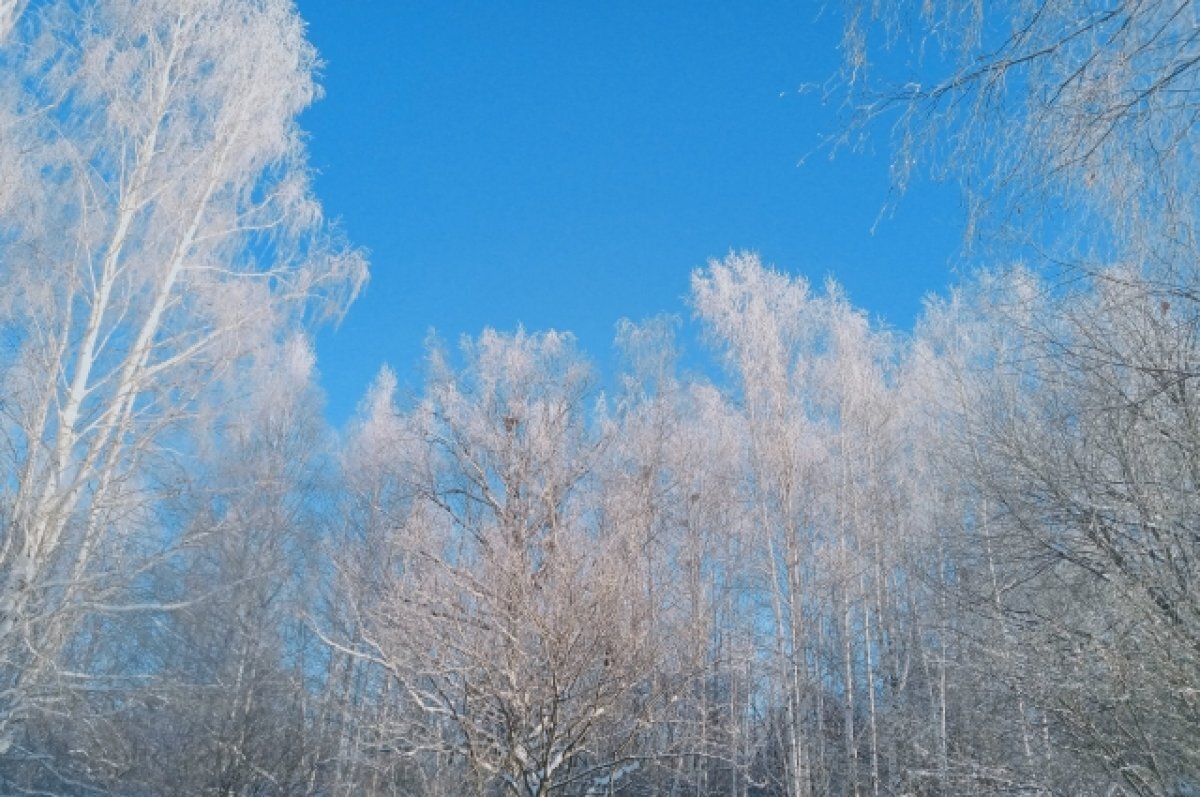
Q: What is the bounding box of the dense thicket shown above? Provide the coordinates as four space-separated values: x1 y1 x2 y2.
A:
0 1 1195 795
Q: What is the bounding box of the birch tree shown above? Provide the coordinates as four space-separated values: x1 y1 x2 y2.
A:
335 330 663 796
837 1 1200 789
607 316 756 794
691 253 822 797
839 0 1200 283
0 335 339 796
692 253 949 796
0 0 365 754
916 268 1200 795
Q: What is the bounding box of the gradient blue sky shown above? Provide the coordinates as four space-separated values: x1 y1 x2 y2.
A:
296 1 966 424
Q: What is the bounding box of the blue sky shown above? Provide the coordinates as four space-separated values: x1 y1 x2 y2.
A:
296 1 966 423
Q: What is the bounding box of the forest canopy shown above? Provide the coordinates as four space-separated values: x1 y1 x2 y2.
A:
0 1 1196 795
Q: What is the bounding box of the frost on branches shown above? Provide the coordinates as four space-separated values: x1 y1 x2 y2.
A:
0 0 364 753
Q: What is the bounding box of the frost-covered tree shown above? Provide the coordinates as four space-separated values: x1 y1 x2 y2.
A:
691 253 825 797
839 0 1200 282
0 336 340 796
333 330 664 796
837 1 1200 791
603 316 758 794
0 0 365 755
916 268 1200 795
691 253 929 797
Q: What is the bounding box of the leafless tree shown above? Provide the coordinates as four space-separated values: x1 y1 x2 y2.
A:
331 330 667 796
0 0 364 760
837 0 1200 291
915 267 1200 795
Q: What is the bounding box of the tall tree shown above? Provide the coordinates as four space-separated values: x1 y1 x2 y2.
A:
0 335 340 797
0 0 364 756
917 268 1200 795
606 316 755 794
333 330 664 796
839 1 1200 791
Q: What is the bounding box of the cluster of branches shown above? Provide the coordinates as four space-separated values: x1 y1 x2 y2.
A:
836 0 1200 289
304 255 1198 797
0 0 1195 795
3 249 1194 796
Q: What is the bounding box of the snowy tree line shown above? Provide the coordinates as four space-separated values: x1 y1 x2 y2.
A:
0 0 1196 795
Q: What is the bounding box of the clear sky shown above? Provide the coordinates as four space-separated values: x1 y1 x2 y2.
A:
295 1 966 424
